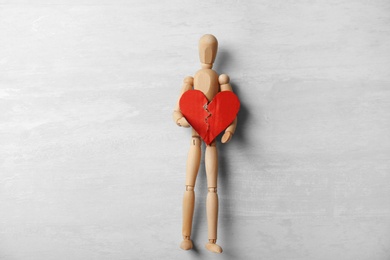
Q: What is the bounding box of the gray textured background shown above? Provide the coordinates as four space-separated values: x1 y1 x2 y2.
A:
1 1 390 259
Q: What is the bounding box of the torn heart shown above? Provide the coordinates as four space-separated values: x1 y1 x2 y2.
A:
179 90 240 145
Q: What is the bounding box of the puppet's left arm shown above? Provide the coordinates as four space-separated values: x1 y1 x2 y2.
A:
219 74 238 143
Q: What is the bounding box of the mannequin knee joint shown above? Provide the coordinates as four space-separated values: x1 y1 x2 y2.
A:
186 185 194 191
208 187 217 193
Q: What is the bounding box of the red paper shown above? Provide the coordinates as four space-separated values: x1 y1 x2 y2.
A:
179 90 240 145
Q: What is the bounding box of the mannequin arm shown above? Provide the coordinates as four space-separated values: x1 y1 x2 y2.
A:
219 74 237 143
173 76 193 127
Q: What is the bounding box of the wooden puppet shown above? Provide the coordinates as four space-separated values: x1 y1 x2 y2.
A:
173 34 240 253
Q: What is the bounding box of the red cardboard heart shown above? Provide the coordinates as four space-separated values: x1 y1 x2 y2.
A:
179 90 240 145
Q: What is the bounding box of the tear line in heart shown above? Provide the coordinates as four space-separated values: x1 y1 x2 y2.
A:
203 102 212 132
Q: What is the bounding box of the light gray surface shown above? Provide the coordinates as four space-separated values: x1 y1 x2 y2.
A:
1 1 390 259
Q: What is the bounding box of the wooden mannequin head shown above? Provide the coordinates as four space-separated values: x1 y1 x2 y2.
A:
199 34 218 69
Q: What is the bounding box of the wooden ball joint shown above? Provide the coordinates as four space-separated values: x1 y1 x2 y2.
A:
173 34 240 253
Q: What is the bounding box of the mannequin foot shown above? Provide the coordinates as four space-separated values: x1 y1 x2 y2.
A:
205 241 222 253
180 238 193 250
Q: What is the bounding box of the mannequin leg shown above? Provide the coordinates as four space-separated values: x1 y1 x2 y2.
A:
205 141 222 253
181 134 201 250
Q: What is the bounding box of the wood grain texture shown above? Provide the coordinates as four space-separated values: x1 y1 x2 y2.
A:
1 0 390 259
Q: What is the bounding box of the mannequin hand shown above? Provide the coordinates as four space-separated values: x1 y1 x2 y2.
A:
177 117 190 128
221 131 233 143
